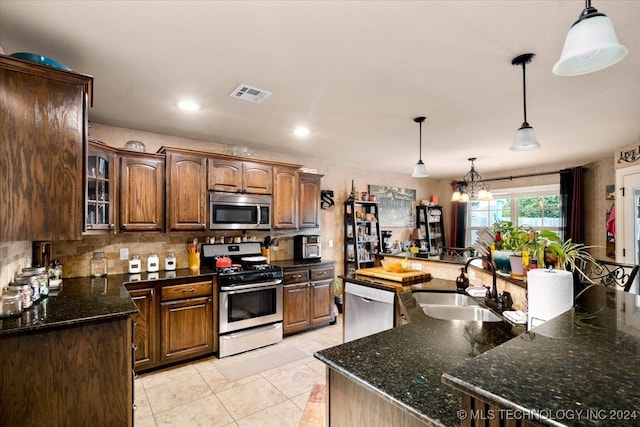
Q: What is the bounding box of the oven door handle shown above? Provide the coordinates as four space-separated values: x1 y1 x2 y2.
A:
220 279 283 293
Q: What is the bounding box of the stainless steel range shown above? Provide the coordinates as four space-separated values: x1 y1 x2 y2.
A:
201 242 284 358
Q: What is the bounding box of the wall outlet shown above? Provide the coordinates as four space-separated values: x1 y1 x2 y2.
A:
119 248 129 260
468 270 476 280
328 239 334 248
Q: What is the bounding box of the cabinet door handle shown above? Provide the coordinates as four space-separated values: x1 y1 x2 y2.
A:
201 223 206 229
109 224 115 229
121 224 128 229
293 274 302 279
132 344 138 351
182 288 195 293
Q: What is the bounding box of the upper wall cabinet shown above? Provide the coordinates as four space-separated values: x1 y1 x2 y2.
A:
163 149 207 231
85 141 164 234
299 173 323 228
86 141 118 233
208 158 272 194
1 55 93 241
272 166 299 230
119 152 164 232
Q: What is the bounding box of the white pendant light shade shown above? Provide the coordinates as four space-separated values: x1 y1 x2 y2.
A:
553 3 628 76
412 160 429 178
451 191 461 202
411 116 429 178
511 53 540 151
511 124 541 151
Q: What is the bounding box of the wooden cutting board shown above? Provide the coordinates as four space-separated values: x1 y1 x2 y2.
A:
355 267 431 283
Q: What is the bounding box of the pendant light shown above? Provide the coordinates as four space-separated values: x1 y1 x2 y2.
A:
553 0 628 76
411 116 429 178
511 53 540 151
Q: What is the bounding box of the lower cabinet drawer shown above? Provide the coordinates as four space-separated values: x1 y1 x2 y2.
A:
310 267 334 281
161 280 212 301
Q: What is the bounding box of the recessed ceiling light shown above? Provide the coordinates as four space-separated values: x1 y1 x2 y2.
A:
294 126 310 137
177 100 200 111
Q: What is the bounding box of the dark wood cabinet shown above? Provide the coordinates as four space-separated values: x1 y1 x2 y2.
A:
283 263 334 335
273 166 299 230
0 316 133 426
119 152 164 232
0 55 92 241
160 280 214 361
299 172 323 228
164 150 207 231
284 282 311 332
86 141 118 233
126 276 217 373
208 157 272 194
128 286 157 371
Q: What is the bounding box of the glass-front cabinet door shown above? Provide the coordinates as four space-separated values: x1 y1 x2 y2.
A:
86 141 117 233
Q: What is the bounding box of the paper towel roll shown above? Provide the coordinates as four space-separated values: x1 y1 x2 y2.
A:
527 269 573 330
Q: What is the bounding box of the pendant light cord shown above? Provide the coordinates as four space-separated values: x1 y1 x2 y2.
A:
418 121 423 160
522 61 528 125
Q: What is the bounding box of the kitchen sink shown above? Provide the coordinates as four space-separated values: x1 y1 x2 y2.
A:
421 305 502 322
412 292 479 307
413 292 501 322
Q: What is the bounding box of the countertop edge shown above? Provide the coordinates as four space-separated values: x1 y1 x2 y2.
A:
314 351 446 426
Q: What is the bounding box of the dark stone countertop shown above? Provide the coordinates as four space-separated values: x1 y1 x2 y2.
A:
443 285 640 426
0 268 216 336
315 274 522 426
270 259 336 269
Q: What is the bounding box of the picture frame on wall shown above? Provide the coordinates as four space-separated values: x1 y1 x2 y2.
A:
368 185 416 227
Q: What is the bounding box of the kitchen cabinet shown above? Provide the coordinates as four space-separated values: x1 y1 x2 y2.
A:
160 279 215 362
344 200 382 274
299 172 323 228
272 166 299 229
163 149 207 231
283 262 334 335
0 55 92 241
119 151 164 232
208 157 272 194
416 205 445 256
0 315 133 426
126 275 217 372
128 285 157 372
86 141 118 233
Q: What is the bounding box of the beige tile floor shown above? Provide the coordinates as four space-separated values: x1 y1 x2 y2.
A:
135 315 343 427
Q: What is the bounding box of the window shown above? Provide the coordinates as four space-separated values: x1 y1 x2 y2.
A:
467 184 560 246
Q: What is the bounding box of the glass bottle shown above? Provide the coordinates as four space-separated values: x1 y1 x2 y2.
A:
90 252 108 277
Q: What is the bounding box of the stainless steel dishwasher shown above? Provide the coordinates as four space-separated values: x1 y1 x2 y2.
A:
344 282 395 342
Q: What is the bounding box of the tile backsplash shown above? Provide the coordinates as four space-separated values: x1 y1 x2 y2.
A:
0 241 32 292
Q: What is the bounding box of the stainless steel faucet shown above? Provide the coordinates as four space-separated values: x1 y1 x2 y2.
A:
464 256 498 302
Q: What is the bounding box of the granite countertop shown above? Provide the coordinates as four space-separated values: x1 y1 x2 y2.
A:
270 259 336 269
443 285 640 426
0 268 215 336
316 274 522 426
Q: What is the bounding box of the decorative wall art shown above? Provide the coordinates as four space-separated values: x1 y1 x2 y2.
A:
368 185 416 227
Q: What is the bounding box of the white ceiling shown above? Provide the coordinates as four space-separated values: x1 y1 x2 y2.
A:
1 1 639 179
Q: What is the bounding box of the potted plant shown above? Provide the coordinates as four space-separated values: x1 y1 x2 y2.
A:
492 221 535 276
538 229 598 282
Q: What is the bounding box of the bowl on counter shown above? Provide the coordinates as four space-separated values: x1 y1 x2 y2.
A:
380 259 408 273
9 52 71 71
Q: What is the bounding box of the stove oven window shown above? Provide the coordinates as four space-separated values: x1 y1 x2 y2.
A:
227 287 278 323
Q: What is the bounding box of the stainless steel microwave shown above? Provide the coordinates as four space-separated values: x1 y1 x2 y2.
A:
209 193 271 230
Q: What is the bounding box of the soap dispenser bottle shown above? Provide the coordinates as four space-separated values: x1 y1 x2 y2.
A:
456 268 469 293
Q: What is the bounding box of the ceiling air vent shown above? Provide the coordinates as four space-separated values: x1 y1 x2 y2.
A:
230 84 272 104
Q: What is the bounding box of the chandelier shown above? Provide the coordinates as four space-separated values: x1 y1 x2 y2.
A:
451 158 493 203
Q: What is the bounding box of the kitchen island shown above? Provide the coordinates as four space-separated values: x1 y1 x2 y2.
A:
316 274 522 426
316 275 640 426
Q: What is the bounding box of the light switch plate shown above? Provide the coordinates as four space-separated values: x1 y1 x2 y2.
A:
120 248 129 260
